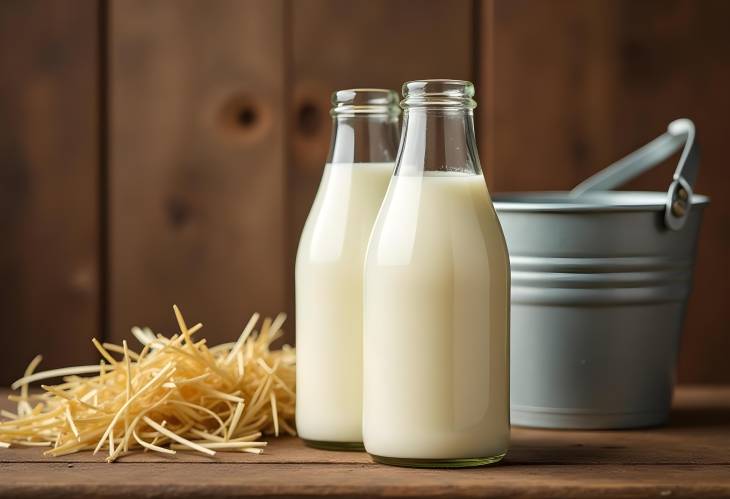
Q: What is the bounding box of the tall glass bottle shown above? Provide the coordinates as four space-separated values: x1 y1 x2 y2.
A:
363 80 510 466
296 89 400 450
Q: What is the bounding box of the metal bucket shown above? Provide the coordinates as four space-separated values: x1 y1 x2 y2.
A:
493 119 709 429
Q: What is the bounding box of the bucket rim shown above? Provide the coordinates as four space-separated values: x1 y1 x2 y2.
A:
493 190 710 213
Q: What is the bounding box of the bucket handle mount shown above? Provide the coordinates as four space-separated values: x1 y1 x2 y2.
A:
570 119 699 230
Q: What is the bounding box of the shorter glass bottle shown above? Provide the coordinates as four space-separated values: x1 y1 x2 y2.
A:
295 89 400 450
363 80 510 467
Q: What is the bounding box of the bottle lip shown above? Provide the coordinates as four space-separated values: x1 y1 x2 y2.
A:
331 88 401 116
401 79 477 109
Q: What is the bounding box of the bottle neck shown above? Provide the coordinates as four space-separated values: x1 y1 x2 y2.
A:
327 114 400 164
395 108 482 176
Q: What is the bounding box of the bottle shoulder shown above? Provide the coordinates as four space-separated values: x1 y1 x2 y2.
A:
297 163 393 267
365 174 508 269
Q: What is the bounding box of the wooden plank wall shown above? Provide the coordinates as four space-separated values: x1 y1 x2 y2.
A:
0 0 100 384
109 0 287 346
1 0 727 384
480 0 730 383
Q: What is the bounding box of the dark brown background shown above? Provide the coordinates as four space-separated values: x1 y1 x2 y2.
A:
1 0 728 385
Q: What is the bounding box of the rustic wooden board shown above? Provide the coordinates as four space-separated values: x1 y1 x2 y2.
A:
479 0 730 383
109 0 288 346
287 0 475 324
0 0 100 385
0 386 728 497
1 463 729 499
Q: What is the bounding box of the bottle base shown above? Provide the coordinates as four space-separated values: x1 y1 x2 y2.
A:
302 438 365 452
369 452 506 468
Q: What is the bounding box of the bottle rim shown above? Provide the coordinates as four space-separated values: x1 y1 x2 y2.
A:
331 88 401 116
401 79 477 109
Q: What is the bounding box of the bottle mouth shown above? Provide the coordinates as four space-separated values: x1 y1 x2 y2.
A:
331 88 401 116
401 79 477 109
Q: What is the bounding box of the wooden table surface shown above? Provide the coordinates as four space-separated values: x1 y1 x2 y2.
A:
1 386 728 498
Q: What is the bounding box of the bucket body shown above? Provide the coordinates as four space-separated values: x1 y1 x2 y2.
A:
494 191 708 429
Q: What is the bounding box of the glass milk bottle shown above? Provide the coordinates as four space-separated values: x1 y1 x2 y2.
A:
363 80 510 467
296 89 400 450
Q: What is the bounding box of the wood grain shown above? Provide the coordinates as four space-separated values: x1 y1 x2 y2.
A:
0 386 728 498
1 463 729 499
287 0 475 325
109 0 288 346
0 0 100 385
479 0 730 382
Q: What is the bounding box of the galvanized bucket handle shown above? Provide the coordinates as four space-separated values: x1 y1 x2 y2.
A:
571 119 699 230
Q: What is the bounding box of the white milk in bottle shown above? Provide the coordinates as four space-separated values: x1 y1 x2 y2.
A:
296 89 400 449
363 80 510 466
